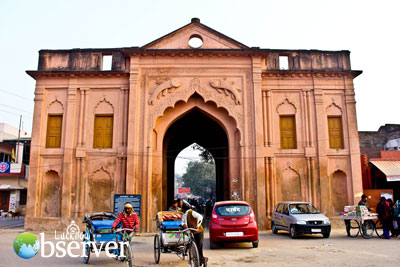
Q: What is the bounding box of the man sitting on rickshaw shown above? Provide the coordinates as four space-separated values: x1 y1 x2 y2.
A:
112 202 139 241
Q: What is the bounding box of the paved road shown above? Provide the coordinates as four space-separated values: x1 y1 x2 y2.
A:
1 228 399 267
0 216 24 229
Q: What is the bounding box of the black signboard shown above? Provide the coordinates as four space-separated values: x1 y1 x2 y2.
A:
113 194 141 217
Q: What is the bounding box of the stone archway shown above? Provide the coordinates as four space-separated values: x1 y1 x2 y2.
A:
163 108 229 207
152 93 241 213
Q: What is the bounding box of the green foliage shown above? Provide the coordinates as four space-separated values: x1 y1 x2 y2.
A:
182 160 216 198
191 143 214 163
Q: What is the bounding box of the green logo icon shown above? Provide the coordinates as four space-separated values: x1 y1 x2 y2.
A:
13 232 40 259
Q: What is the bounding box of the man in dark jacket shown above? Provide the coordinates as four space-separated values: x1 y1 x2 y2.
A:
358 194 371 211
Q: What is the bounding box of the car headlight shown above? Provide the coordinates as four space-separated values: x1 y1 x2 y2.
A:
323 219 330 224
297 220 306 225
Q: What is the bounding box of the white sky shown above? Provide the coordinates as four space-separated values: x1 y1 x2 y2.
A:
1 0 399 136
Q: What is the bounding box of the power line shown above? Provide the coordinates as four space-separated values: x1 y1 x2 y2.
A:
0 103 33 115
0 108 33 120
0 89 33 101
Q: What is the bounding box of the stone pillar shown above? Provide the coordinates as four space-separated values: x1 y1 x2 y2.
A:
126 57 141 195
61 78 78 218
26 85 45 218
251 56 266 229
313 87 328 212
344 78 363 204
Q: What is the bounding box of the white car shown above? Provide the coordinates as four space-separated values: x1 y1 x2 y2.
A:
271 202 331 238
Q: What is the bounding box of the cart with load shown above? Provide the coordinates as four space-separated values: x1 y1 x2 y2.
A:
341 205 384 239
82 212 135 266
153 211 202 267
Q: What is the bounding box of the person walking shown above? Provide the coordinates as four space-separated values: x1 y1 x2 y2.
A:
376 197 391 239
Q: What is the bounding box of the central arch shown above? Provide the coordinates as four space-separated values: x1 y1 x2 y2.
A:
164 108 229 206
152 93 241 212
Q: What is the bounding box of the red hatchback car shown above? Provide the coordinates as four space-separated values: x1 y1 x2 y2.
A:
209 200 258 249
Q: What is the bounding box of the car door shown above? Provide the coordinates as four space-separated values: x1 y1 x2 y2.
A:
273 203 285 229
281 204 291 230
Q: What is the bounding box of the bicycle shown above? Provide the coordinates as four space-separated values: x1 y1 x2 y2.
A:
114 228 136 267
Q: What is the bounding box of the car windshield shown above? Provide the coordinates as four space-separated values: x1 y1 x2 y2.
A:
289 203 320 214
215 205 250 217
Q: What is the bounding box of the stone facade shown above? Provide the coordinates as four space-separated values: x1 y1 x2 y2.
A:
25 18 363 231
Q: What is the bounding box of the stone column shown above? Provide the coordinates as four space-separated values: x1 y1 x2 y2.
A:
26 85 45 218
126 57 141 195
61 77 78 218
344 77 363 204
251 56 267 229
312 86 328 212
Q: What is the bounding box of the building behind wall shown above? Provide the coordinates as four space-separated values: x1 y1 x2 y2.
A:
0 123 31 215
25 18 363 231
359 124 400 202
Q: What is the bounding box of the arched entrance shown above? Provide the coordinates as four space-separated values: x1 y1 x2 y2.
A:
163 108 229 208
152 94 241 215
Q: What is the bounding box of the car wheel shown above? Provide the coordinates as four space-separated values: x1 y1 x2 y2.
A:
322 232 330 238
271 222 278 234
290 225 298 239
210 241 218 249
252 240 259 248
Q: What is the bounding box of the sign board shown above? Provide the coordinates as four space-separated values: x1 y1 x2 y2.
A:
0 162 10 173
113 194 141 217
387 176 400 182
178 187 190 194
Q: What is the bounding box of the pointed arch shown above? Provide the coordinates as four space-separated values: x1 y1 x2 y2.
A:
281 164 301 201
326 101 342 116
87 166 113 212
48 99 64 114
94 98 114 114
41 170 61 217
277 98 297 114
331 170 348 215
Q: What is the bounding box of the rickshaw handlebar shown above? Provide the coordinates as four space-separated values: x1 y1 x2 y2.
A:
179 228 198 233
114 227 136 233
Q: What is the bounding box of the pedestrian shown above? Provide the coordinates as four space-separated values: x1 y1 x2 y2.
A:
358 194 371 211
168 199 182 212
394 200 400 237
181 200 208 266
376 197 391 239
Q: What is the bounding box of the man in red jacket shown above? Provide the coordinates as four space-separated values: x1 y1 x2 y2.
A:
112 202 140 232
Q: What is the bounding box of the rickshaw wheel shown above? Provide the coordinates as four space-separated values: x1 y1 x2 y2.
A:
154 234 161 264
125 243 133 267
82 239 91 264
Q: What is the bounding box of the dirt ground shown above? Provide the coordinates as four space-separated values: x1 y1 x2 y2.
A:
1 228 399 267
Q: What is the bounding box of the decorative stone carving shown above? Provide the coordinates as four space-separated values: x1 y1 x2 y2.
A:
146 77 244 135
209 79 242 105
148 79 182 105
277 98 297 114
94 97 114 113
326 100 342 115
48 99 64 113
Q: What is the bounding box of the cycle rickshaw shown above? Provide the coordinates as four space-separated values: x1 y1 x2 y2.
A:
153 211 201 267
82 212 135 266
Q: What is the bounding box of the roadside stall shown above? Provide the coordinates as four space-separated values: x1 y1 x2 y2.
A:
341 206 383 239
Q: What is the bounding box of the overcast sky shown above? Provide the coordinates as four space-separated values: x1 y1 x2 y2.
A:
1 0 399 165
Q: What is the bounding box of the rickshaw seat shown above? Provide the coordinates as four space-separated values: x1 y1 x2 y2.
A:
91 220 114 230
161 221 182 230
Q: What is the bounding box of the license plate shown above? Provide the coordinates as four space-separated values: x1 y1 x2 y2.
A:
311 229 321 233
226 232 244 237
